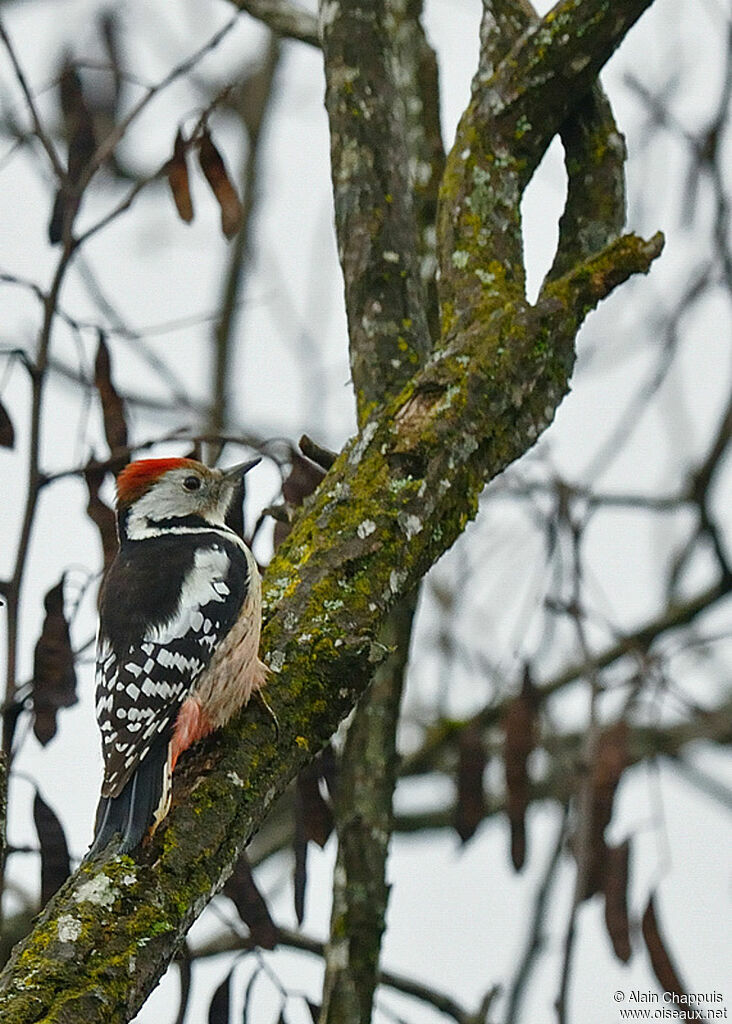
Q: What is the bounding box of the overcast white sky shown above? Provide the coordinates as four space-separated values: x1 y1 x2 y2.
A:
0 0 730 1022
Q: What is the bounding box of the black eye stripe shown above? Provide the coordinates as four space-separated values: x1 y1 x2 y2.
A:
183 475 202 491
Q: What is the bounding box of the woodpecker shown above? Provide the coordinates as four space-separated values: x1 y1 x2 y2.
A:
89 456 266 855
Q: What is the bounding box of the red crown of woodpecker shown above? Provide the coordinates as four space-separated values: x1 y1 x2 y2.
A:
116 458 201 507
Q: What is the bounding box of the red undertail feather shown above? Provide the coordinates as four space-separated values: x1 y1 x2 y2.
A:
171 697 214 772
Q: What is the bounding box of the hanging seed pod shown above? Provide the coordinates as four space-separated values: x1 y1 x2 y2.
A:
33 790 71 907
94 332 128 457
166 129 194 223
642 895 702 1019
85 466 118 577
604 840 631 963
198 126 242 239
0 399 14 448
32 579 78 745
223 851 278 950
455 722 486 843
503 666 538 869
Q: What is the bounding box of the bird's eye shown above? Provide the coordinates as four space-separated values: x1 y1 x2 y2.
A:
183 475 202 491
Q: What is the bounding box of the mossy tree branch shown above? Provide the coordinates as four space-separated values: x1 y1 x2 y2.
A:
0 1 663 1020
319 5 439 1018
439 0 654 338
320 0 431 423
320 594 416 1024
0 228 662 1024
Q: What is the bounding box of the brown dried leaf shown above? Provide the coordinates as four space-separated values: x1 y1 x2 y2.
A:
94 334 128 456
454 723 486 843
642 895 703 1019
292 748 336 925
59 61 96 184
503 669 538 869
198 127 242 239
293 796 308 926
85 466 118 576
33 791 71 907
274 453 326 549
0 399 14 448
223 851 278 950
32 578 78 746
583 720 628 898
296 759 334 848
604 840 631 963
208 966 233 1024
167 129 194 224
298 434 337 471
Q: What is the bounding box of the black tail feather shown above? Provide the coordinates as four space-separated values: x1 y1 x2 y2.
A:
89 737 169 856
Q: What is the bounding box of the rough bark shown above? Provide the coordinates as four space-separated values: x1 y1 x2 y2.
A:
0 0 662 1020
320 594 415 1024
318 5 439 1017
320 0 432 423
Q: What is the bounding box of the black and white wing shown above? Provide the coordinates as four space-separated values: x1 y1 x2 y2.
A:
95 535 248 798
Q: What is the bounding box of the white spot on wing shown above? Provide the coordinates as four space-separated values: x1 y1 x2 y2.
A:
143 546 231 644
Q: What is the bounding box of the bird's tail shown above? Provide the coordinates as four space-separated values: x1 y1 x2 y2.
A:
89 735 172 856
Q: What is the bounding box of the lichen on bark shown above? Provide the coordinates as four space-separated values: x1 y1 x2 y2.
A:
0 0 664 1020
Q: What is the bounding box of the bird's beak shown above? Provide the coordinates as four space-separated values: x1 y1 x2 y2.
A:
222 457 262 482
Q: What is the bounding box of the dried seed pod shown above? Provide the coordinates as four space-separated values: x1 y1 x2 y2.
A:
503 668 538 869
223 851 277 949
642 894 702 1019
604 840 631 962
208 966 233 1024
59 61 96 184
85 466 118 576
198 126 242 239
167 129 194 223
32 579 78 745
455 723 486 843
0 399 14 448
49 60 96 245
293 746 336 924
33 790 71 907
582 720 628 898
274 453 326 549
94 333 128 456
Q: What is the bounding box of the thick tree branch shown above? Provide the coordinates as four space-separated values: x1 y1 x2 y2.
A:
548 84 627 283
0 1 663 1017
320 0 431 422
318 6 439 1016
0 225 660 1024
438 0 655 337
320 594 415 1023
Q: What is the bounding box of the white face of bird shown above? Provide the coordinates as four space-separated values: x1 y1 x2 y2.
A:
120 458 260 537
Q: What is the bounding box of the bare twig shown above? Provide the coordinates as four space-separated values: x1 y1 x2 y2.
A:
0 19 65 179
504 809 568 1024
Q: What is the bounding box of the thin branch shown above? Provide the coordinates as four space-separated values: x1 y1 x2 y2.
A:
0 19 65 179
504 809 567 1024
211 35 281 437
403 578 729 778
193 926 477 1024
321 594 416 1023
78 13 243 190
666 756 732 814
